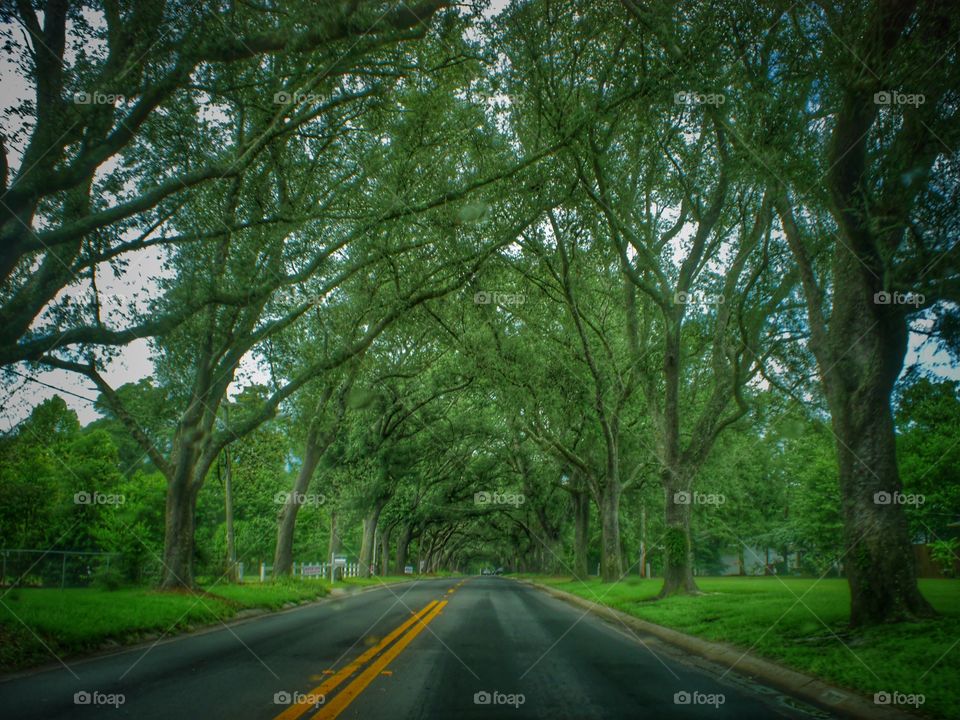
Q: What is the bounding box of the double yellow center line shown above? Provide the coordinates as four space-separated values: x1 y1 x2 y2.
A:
274 599 448 720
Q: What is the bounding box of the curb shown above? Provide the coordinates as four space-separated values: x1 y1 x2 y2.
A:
0 577 422 683
520 580 924 720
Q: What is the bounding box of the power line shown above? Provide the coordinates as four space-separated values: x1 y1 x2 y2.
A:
3 369 100 404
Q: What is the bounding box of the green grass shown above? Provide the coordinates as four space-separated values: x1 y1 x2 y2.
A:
527 575 959 719
0 580 330 673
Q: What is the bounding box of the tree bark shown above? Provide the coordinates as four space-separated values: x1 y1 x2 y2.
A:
599 485 623 581
359 498 386 577
327 509 341 582
395 523 413 575
572 488 590 579
223 448 237 582
658 474 700 597
160 476 199 589
273 423 323 577
824 251 934 625
380 522 393 576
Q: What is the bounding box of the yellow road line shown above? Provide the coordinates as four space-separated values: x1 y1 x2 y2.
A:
309 600 448 719
272 600 439 720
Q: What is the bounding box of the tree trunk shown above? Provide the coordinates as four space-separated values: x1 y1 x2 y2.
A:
380 523 393 576
223 448 237 582
639 504 647 577
395 523 413 575
327 509 341 582
160 476 199 589
599 485 623 581
824 252 934 625
359 499 386 578
273 424 323 577
658 474 700 597
572 489 590 580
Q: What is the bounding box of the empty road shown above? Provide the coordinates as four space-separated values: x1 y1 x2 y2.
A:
0 577 835 719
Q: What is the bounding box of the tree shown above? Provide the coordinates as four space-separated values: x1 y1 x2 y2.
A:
0 1 451 365
764 0 957 625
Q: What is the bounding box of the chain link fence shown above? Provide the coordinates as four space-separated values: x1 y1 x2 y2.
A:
1 550 124 588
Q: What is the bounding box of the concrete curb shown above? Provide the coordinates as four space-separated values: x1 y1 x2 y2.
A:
0 577 423 682
520 579 925 720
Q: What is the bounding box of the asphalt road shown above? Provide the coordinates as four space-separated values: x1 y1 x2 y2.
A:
0 577 837 719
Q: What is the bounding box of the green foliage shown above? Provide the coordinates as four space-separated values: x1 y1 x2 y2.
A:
896 371 960 539
930 539 959 578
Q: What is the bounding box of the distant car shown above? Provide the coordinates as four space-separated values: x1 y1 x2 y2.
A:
494 567 504 575
481 568 491 575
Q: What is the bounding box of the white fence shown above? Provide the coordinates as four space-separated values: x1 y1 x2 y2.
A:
242 561 365 582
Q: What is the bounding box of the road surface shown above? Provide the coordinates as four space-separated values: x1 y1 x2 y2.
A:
0 577 836 719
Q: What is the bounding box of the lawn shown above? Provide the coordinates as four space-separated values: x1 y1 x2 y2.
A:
528 576 959 719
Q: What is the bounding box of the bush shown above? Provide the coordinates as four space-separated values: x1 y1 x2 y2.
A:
92 565 124 591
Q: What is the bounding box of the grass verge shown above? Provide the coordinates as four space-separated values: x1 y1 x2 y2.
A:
0 580 330 673
524 576 958 719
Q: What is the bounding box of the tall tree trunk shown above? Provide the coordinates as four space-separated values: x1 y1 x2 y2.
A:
599 484 622 581
572 488 590 580
223 448 237 582
327 509 341 582
658 472 700 597
639 504 647 578
380 522 393 576
394 523 413 574
823 251 933 625
160 476 199 589
359 499 386 578
273 424 323 577
422 529 438 573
